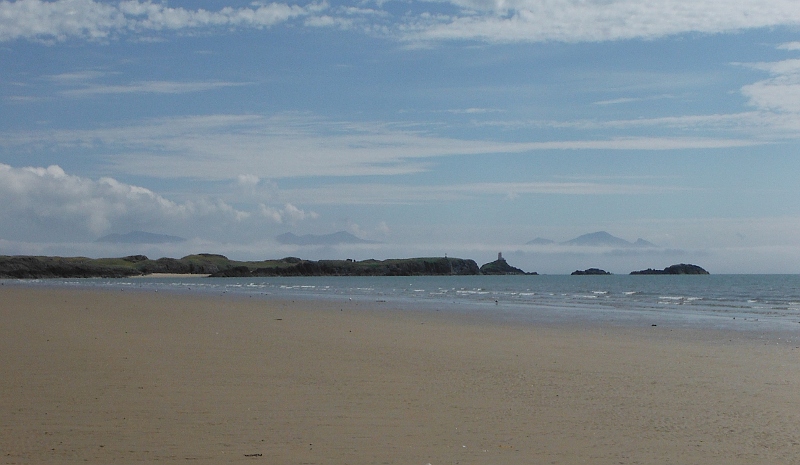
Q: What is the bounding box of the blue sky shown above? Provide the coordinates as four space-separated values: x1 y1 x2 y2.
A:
2 0 800 273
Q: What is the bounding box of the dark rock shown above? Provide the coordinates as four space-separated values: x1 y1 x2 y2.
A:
479 258 535 275
571 268 612 275
630 264 709 275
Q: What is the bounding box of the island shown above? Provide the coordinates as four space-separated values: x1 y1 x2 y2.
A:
211 257 481 277
0 254 229 279
630 264 709 275
0 254 493 278
571 268 612 275
479 253 536 275
0 252 550 278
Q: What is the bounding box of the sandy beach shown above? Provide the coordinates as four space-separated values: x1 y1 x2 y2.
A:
2 285 800 464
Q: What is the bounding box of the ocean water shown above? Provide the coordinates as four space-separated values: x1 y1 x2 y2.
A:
8 274 800 335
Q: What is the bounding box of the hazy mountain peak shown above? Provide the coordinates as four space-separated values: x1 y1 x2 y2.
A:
95 231 186 244
526 237 556 245
526 231 658 248
276 231 377 246
563 231 633 247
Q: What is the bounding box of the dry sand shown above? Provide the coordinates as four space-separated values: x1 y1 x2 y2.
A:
2 285 800 464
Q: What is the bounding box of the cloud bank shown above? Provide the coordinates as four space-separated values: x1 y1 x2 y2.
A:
0 163 317 242
0 0 323 42
403 0 800 43
3 0 800 44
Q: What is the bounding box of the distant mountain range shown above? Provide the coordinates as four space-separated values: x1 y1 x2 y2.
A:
527 231 657 248
96 231 186 244
276 231 377 246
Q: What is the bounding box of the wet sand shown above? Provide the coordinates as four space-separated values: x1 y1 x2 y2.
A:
2 285 800 464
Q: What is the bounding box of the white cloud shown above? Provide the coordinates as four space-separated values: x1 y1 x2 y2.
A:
740 59 800 115
739 58 800 76
259 203 318 224
282 203 318 223
0 0 124 42
0 0 323 42
0 163 321 242
334 219 389 241
593 94 674 106
0 162 183 239
237 174 261 186
402 0 800 44
778 41 800 51
304 14 351 28
4 0 800 44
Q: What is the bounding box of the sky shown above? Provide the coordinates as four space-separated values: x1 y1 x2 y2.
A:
2 0 800 274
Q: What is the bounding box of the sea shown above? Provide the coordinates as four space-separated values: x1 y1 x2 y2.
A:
7 274 800 338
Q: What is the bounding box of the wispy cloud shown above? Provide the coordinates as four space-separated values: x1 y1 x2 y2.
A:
46 70 110 82
42 69 251 98
60 80 251 96
593 94 674 106
0 114 759 181
275 181 696 205
442 107 503 114
777 41 800 51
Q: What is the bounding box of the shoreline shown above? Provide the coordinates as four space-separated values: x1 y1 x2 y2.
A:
5 275 800 342
131 273 212 278
2 286 800 464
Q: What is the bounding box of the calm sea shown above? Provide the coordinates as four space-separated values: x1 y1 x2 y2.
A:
8 274 800 335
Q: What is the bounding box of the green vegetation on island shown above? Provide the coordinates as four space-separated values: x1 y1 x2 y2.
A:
0 254 481 278
0 253 710 279
211 257 481 277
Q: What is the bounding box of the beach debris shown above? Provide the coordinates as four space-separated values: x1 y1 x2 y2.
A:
243 453 262 457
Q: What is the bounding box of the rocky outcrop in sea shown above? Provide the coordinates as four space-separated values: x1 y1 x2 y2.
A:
630 264 709 275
